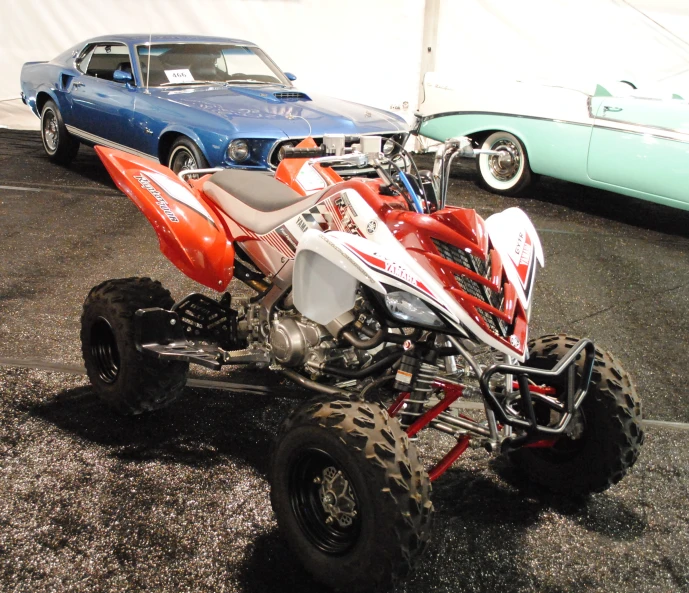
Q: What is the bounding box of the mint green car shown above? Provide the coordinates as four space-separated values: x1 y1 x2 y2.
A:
417 76 689 210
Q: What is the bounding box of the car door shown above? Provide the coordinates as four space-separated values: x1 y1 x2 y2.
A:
587 94 689 204
67 42 138 149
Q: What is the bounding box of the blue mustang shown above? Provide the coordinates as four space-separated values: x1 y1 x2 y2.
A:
20 34 408 173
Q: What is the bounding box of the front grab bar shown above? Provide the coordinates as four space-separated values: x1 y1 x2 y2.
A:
478 338 596 436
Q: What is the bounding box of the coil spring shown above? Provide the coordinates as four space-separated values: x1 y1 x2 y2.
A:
399 361 440 431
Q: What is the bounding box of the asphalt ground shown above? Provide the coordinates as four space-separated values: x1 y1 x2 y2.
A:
0 129 688 592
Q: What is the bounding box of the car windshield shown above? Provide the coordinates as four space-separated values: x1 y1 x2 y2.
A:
136 43 289 87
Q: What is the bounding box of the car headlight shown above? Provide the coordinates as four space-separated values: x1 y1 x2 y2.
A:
383 138 396 155
228 139 250 163
384 291 445 328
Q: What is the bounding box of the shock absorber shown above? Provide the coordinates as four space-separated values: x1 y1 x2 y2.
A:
394 353 440 431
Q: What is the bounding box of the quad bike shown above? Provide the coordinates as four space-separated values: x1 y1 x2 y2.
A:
81 133 644 591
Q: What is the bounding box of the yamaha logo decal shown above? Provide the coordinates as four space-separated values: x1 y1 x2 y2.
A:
366 220 377 234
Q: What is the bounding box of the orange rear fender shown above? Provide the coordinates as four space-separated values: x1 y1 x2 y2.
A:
95 146 234 291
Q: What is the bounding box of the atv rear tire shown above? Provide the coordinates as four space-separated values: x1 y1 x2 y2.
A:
270 399 433 592
509 334 644 495
80 277 189 415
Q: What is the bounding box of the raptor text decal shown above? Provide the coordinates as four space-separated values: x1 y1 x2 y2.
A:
133 173 179 223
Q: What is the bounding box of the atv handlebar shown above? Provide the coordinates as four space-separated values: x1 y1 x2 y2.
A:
281 146 326 159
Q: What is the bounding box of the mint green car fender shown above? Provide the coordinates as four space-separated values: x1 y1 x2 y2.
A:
419 107 689 211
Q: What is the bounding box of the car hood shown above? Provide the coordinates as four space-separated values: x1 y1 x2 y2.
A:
152 85 408 137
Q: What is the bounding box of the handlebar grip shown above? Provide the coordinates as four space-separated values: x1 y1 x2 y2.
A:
281 146 325 159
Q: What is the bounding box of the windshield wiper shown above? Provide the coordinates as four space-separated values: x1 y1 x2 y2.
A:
224 79 272 85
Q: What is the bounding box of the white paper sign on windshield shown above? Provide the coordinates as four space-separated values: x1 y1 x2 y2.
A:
164 69 195 84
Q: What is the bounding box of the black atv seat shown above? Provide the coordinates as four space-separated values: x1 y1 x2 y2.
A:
203 169 324 235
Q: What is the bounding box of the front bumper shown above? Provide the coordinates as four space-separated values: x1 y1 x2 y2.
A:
479 338 595 438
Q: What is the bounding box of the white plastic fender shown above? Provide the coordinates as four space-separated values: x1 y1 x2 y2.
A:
484 207 544 312
293 229 387 325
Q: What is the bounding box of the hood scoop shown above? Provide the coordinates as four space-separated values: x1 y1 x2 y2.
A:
274 91 311 101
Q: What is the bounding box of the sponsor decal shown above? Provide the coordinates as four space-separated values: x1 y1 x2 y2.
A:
510 335 521 349
366 220 377 234
385 260 419 287
509 229 533 286
296 216 308 233
133 173 179 223
340 192 358 218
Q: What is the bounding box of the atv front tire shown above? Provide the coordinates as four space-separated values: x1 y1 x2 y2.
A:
509 334 644 495
80 277 189 415
270 399 433 591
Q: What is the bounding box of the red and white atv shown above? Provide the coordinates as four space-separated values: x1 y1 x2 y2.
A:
82 134 643 591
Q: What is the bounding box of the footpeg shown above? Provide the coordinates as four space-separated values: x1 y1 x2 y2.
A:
135 308 270 370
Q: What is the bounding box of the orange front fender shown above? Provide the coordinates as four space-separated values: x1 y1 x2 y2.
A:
95 146 234 291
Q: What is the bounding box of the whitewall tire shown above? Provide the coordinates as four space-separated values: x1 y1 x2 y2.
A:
476 131 532 196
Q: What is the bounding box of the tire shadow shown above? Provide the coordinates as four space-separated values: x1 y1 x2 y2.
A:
29 384 295 474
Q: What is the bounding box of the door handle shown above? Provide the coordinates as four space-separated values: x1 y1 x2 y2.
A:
603 105 623 113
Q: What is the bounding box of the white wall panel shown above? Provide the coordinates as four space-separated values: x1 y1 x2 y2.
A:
1 0 425 119
433 0 689 97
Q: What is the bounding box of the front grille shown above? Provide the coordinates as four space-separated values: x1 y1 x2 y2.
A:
274 91 311 101
432 238 473 269
269 133 402 168
434 239 509 337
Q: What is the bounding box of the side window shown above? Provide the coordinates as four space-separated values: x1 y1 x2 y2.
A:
83 44 132 83
75 45 97 74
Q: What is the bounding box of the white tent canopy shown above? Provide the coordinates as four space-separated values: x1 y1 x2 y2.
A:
1 0 688 129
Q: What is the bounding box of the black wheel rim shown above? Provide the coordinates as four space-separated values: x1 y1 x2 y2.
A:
288 448 361 556
90 316 120 384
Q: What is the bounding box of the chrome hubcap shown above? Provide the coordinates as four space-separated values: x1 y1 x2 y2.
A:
171 149 197 174
315 466 357 528
43 111 58 152
488 139 521 181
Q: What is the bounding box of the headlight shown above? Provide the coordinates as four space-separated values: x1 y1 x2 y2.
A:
383 138 396 155
278 142 294 162
228 139 250 163
384 291 445 328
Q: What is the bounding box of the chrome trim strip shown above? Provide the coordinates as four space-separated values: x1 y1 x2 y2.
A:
594 117 689 141
418 110 689 144
418 110 592 128
591 122 689 144
66 125 157 160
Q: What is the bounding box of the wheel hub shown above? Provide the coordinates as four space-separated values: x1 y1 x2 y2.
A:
488 140 521 181
43 112 58 151
315 466 357 528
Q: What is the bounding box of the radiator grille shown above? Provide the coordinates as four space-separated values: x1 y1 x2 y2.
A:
433 239 509 337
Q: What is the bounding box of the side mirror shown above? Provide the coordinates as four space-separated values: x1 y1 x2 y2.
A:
284 72 297 82
113 69 134 84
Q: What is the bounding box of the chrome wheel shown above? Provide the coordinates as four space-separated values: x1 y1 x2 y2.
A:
42 109 59 153
476 131 531 195
169 147 197 174
488 139 521 182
